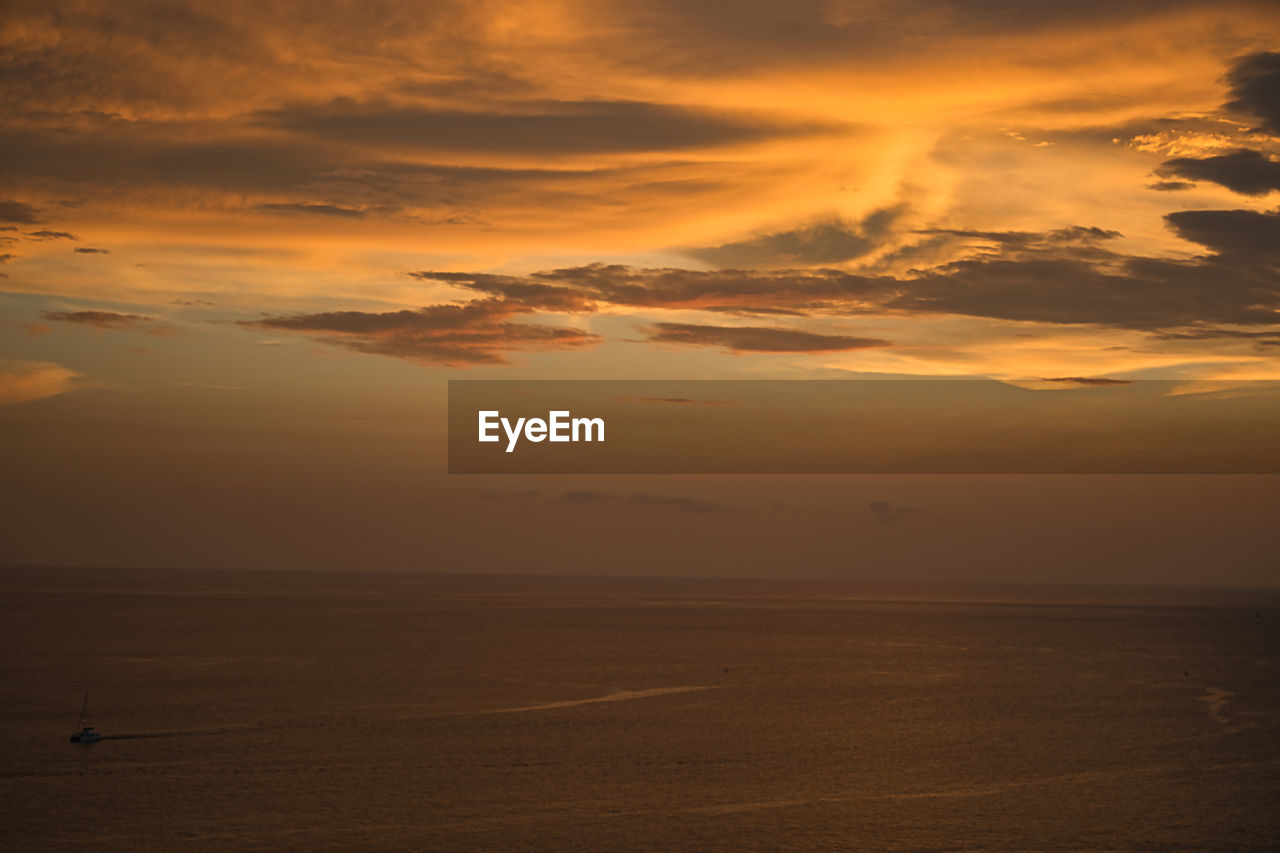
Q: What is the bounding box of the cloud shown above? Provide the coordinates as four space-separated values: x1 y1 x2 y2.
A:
1164 207 1280 260
0 360 80 405
1156 150 1280 196
647 322 890 352
241 298 600 365
0 199 40 224
1041 376 1132 386
256 98 842 155
1224 51 1280 135
256 202 368 218
420 265 894 314
1147 180 1195 191
43 309 151 329
1152 327 1280 347
42 310 170 335
914 225 1122 250
26 230 77 240
684 206 904 268
412 205 1279 340
73 247 109 254
0 253 14 263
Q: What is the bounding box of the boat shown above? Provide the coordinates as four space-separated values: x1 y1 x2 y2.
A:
69 691 102 743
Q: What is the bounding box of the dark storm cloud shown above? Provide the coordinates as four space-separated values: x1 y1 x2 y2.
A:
26 230 77 240
1224 51 1280 134
1147 180 1195 191
685 206 904 268
0 253 14 263
255 99 843 155
647 323 890 352
0 200 41 224
42 310 151 329
1156 150 1280 196
241 299 600 366
73 247 109 254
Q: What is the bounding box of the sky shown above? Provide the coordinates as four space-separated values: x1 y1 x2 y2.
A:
2 1 1279 584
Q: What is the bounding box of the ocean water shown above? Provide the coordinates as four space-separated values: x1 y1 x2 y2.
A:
2 568 1278 851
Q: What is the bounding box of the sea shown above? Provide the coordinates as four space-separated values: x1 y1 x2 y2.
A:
2 567 1278 851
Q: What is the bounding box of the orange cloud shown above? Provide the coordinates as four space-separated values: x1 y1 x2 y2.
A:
0 361 81 405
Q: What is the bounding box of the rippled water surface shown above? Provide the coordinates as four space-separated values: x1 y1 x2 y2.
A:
2 568 1278 851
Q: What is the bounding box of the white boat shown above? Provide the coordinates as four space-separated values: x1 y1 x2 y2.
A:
69 692 102 743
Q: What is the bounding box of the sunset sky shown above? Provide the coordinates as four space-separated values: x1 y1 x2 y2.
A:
3 1 1279 583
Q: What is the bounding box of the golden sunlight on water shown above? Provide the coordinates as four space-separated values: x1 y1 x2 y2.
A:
2 569 1277 850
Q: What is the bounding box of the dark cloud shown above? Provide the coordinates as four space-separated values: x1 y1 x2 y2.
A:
42 310 152 330
241 298 600 366
1152 327 1280 347
604 0 1216 77
0 122 742 220
1042 377 1132 386
699 305 809 317
0 199 40 224
647 322 890 352
1156 150 1280 196
685 206 904 268
410 206 1278 337
889 209 1280 328
257 202 368 218
915 225 1122 248
26 230 77 240
1147 180 1195 191
418 265 894 314
1164 208 1280 260
0 253 14 263
256 98 842 155
73 247 109 254
1224 51 1280 135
